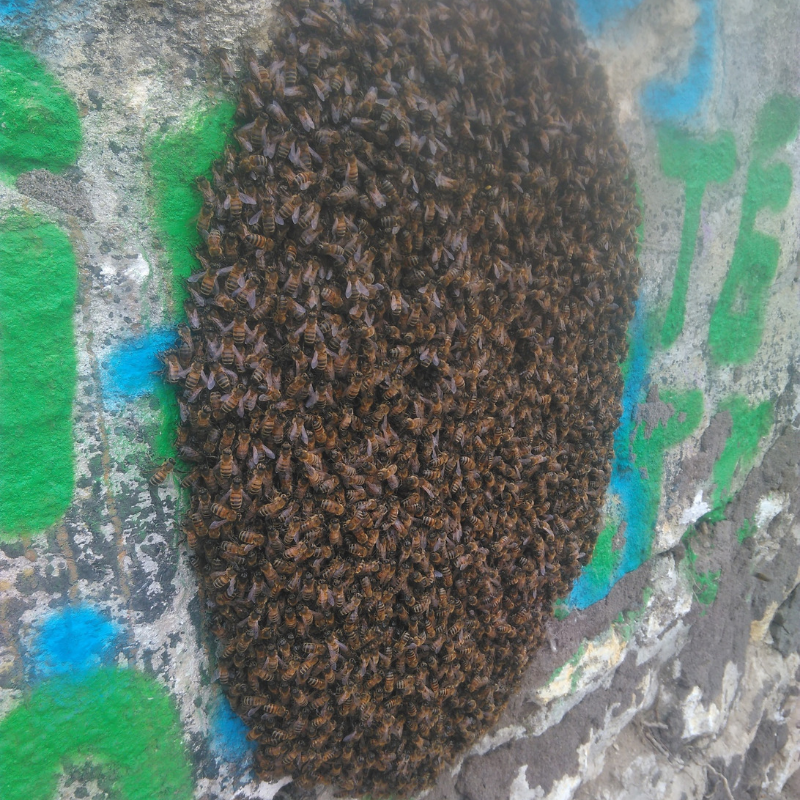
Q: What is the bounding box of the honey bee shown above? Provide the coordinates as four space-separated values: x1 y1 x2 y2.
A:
295 105 316 132
174 0 640 785
345 371 363 399
196 203 214 238
298 201 321 230
321 499 345 516
206 229 223 259
327 184 358 206
320 285 343 309
277 194 302 224
149 458 176 487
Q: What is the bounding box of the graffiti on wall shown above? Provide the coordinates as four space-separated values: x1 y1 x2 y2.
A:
0 39 81 541
0 36 235 796
567 92 798 609
562 2 798 610
0 0 798 795
0 604 193 800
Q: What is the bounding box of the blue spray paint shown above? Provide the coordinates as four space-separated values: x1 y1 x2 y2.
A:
0 0 38 22
27 604 121 680
574 0 644 36
101 329 176 409
570 301 653 609
209 694 255 762
576 0 717 125
642 0 716 124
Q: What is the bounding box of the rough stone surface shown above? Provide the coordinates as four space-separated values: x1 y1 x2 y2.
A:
0 0 799 799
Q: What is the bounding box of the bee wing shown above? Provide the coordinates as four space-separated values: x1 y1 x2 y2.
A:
305 384 319 408
288 141 303 169
186 386 204 404
187 287 207 306
207 338 222 360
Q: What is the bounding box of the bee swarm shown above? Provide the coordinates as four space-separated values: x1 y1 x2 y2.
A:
168 0 639 794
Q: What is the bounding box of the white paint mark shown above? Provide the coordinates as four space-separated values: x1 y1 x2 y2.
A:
681 662 740 739
471 724 526 756
125 253 150 283
543 773 582 800
679 489 711 525
756 494 785 530
231 777 293 800
510 765 544 800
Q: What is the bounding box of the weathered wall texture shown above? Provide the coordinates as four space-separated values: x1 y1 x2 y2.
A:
0 0 798 798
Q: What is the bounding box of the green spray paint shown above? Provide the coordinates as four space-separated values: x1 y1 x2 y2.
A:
709 95 800 364
627 388 704 567
690 565 720 606
0 214 77 540
145 100 235 496
552 598 570 620
0 668 193 800
152 382 181 462
576 519 622 600
146 101 236 313
737 518 756 543
546 641 588 694
657 127 736 348
0 39 81 180
710 396 773 509
681 526 720 608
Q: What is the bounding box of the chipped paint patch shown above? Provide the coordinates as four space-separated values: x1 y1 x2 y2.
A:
681 661 740 739
751 600 780 644
471 724 527 757
756 494 786 530
539 627 628 704
509 765 544 800
680 489 712 526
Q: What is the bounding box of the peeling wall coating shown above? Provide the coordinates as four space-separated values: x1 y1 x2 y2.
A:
0 0 798 798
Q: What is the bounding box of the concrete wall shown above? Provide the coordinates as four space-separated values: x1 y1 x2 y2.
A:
0 1 798 798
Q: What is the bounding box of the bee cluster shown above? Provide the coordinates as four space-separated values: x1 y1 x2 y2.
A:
166 0 639 794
